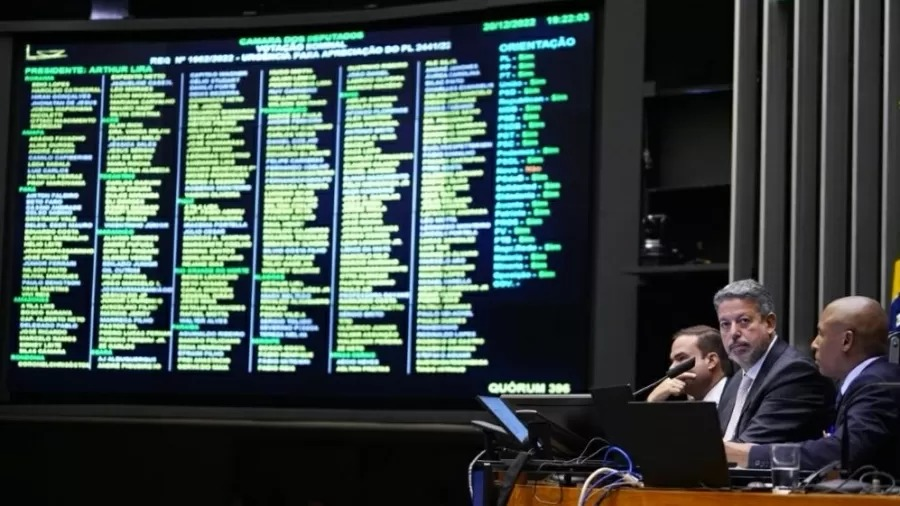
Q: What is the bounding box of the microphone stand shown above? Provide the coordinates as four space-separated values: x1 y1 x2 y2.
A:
633 357 696 399
889 333 899 365
633 377 667 399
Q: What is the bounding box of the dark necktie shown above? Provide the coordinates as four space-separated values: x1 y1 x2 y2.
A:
827 391 844 435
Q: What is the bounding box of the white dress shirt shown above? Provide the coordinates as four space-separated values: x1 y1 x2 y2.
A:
723 335 779 440
743 334 779 382
840 356 881 396
703 376 727 406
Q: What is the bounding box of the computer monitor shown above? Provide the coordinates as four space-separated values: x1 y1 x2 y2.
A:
478 394 587 458
477 395 530 447
502 393 597 439
586 384 633 441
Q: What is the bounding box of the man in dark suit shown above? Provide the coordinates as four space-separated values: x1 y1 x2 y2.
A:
726 296 900 475
715 279 835 443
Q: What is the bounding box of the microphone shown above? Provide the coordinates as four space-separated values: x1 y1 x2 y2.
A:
890 333 899 365
888 305 899 365
633 357 696 398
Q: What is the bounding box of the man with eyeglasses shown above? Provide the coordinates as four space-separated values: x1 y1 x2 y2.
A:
714 279 835 444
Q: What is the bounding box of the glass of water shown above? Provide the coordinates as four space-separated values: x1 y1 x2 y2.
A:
770 443 801 492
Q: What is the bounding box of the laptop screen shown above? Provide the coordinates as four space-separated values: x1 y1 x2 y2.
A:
478 395 530 445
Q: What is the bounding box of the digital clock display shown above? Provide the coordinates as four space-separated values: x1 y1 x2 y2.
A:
547 12 591 25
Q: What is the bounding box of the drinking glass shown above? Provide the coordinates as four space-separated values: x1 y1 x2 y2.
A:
770 444 800 492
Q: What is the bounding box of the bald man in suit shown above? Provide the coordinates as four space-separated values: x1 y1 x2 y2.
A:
726 296 900 475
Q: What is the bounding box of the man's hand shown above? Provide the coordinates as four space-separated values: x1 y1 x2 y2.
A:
646 372 696 402
724 442 753 468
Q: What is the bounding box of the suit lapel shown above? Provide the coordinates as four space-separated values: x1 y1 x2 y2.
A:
718 373 740 433
834 356 887 425
834 396 848 429
834 382 853 431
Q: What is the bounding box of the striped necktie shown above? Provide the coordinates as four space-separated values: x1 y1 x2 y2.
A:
723 373 753 441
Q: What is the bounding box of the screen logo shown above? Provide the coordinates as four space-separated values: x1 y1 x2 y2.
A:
25 44 68 61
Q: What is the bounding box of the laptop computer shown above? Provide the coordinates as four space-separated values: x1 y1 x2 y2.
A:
607 401 731 488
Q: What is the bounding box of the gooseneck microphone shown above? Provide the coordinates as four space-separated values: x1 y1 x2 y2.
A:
633 357 696 398
890 333 899 365
888 301 899 364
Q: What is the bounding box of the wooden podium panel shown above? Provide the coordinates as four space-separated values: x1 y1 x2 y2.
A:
508 484 899 506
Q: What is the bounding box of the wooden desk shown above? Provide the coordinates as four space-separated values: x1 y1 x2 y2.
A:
509 484 900 505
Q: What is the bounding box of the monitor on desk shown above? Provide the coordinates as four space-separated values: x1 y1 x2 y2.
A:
501 393 597 439
477 395 530 446
501 385 635 442
587 384 633 440
478 394 587 458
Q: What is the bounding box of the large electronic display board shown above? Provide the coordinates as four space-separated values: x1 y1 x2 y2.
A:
1 1 598 408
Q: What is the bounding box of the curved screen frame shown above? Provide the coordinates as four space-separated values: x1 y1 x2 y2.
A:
0 0 611 426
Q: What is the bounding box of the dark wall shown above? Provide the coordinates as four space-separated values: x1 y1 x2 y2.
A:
0 420 481 505
730 0 900 347
631 0 734 388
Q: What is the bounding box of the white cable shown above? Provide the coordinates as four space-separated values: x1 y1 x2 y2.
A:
577 467 617 506
577 467 641 506
467 438 626 504
468 449 486 501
